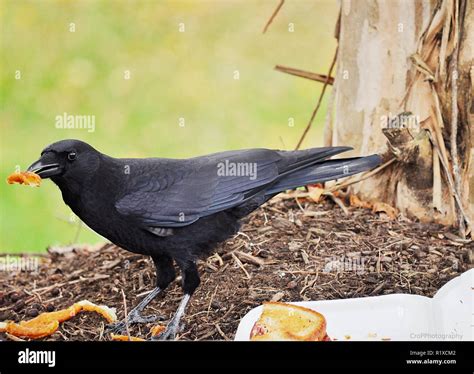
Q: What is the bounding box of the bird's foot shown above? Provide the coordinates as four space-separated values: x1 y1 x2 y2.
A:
151 293 191 341
107 310 164 335
151 318 182 341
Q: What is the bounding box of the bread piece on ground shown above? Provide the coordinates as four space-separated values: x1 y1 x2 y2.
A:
110 334 146 341
250 302 329 341
0 300 117 340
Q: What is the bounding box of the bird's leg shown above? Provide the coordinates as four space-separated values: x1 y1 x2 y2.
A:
154 293 192 340
107 254 176 334
153 260 200 340
107 287 164 334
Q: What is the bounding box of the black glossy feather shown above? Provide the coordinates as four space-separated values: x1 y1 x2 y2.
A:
114 147 352 229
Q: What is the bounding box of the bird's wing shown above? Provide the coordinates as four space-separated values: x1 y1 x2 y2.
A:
115 149 282 228
115 147 350 229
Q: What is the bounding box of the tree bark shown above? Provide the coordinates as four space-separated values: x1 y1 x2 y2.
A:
325 0 473 236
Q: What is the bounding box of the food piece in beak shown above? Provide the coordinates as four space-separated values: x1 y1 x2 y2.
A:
6 171 42 187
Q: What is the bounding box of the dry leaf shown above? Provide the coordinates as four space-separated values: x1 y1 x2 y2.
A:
349 194 372 209
308 186 325 203
372 202 398 220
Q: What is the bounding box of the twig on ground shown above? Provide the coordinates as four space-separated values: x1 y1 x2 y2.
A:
5 332 25 341
121 289 131 340
234 250 265 267
215 323 230 341
326 192 349 215
231 252 251 279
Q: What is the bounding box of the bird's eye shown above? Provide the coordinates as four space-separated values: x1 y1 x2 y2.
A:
67 152 77 161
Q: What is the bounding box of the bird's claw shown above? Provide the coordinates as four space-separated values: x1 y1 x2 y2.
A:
107 320 128 335
107 311 163 334
151 321 182 341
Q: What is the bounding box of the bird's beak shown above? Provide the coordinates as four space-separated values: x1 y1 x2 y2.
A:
27 158 62 178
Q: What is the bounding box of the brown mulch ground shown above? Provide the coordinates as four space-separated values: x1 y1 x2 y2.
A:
1 197 472 341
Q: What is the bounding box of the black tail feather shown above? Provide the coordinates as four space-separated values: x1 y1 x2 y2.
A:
266 154 381 195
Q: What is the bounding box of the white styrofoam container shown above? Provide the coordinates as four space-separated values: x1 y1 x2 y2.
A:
234 269 473 341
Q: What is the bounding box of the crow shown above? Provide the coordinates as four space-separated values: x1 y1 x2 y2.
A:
26 139 380 339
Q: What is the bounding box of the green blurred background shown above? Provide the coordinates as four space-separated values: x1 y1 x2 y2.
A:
0 0 337 253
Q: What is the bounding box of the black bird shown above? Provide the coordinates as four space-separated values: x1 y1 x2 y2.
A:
27 139 380 339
